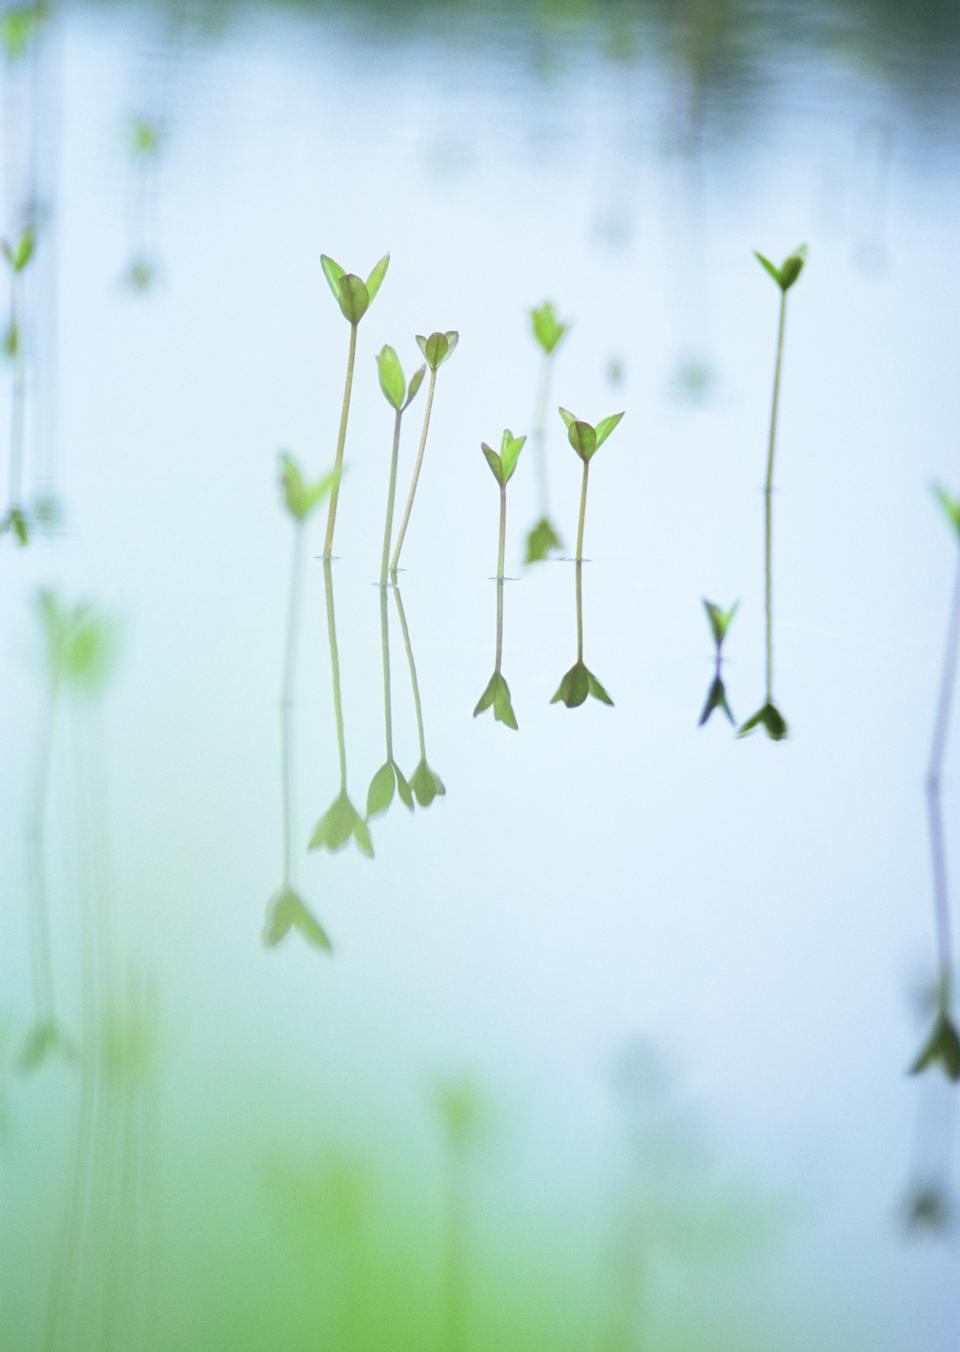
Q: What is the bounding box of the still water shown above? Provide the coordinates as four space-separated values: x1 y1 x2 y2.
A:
2 1 960 1348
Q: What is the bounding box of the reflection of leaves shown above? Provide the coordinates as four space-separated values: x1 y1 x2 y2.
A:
698 675 734 727
473 671 518 730
909 1011 960 1082
19 1022 73 1073
410 759 446 808
38 591 115 694
367 760 414 819
530 301 570 356
551 660 614 709
1 507 29 546
308 792 374 858
933 485 960 541
264 887 332 954
278 453 337 523
737 702 787 741
523 515 564 564
903 1186 953 1235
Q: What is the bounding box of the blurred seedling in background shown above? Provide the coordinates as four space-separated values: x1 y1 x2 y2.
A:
551 406 622 708
909 487 960 1082
123 116 165 293
1 225 35 546
375 344 425 587
264 454 338 954
309 561 374 859
698 600 738 727
433 1075 489 1352
738 244 806 742
1 3 46 62
474 430 526 730
394 587 446 808
320 251 390 558
524 302 570 564
390 329 458 576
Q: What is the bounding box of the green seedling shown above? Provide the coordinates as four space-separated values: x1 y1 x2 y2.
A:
1 4 45 62
390 330 458 576
698 600 738 727
376 344 425 587
266 453 338 954
394 587 446 807
319 251 390 558
309 561 374 858
738 244 807 742
558 405 623 561
367 585 415 819
2 225 35 545
524 302 571 564
909 486 960 1079
129 117 163 159
474 431 526 730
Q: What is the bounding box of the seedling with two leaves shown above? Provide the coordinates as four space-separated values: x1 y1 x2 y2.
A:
376 344 425 586
524 302 571 564
698 600 738 727
474 431 526 730
2 226 35 546
390 330 458 576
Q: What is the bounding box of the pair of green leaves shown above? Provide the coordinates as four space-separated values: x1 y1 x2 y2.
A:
321 252 389 325
309 792 374 858
1 506 29 546
473 671 518 729
530 302 570 357
38 591 114 694
410 759 446 807
417 330 458 371
699 675 735 727
754 245 807 292
263 887 332 953
481 429 526 488
2 227 34 274
559 407 624 462
703 599 738 650
376 346 425 412
524 515 564 565
551 660 613 708
737 702 788 741
279 453 337 523
909 1010 960 1082
699 600 738 727
934 485 960 540
2 5 45 63
367 760 414 818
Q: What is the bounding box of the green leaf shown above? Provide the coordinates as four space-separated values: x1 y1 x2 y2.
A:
909 1011 960 1082
376 345 406 410
492 673 519 729
410 759 446 807
353 816 374 858
443 331 459 361
523 515 564 564
753 251 781 287
703 599 738 648
737 701 788 741
395 764 415 810
558 406 576 430
933 485 960 541
336 274 370 324
1 507 29 546
2 227 35 274
365 253 390 303
481 443 504 486
404 363 426 409
499 429 526 483
567 420 597 462
278 452 337 522
586 669 614 705
551 661 589 708
698 674 735 727
418 331 447 369
594 411 624 449
367 762 396 818
473 672 499 716
309 792 374 857
779 245 807 290
263 887 332 953
321 254 345 300
530 301 570 356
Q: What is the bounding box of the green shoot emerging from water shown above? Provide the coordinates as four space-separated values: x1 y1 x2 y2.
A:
319 250 390 559
738 244 807 743
2 225 35 545
474 431 526 730
698 600 738 727
558 406 624 561
376 345 425 586
389 330 458 576
525 302 571 564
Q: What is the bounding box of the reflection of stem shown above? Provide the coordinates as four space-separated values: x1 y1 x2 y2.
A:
576 460 590 561
9 269 25 507
764 291 787 702
576 561 584 664
323 559 348 791
532 356 552 518
380 408 403 587
497 485 506 581
495 579 504 677
379 584 394 761
926 550 960 1008
26 682 58 1028
391 366 437 575
280 525 304 887
323 322 358 559
394 588 426 762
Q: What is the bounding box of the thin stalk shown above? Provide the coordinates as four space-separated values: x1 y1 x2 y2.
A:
379 584 393 760
379 408 403 586
390 365 437 575
280 524 304 886
323 559 348 790
576 461 590 562
926 550 960 1008
497 485 506 580
532 355 552 518
576 560 584 663
764 291 787 701
323 322 358 559
394 587 426 762
495 579 504 676
9 269 26 507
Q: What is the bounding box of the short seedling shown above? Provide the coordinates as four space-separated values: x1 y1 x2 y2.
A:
550 406 623 708
473 431 526 730
375 345 425 587
738 245 807 742
1 226 35 546
524 302 571 564
390 330 458 576
909 487 960 1081
698 600 738 727
394 587 446 807
264 454 338 953
319 251 390 559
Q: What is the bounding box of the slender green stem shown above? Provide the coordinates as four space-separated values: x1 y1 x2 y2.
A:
497 485 506 580
532 355 552 518
394 587 426 761
323 322 358 559
379 583 394 760
764 291 787 701
323 558 348 789
390 366 437 575
9 270 25 507
575 560 584 663
380 409 403 587
279 525 304 886
926 549 960 1009
576 461 589 562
